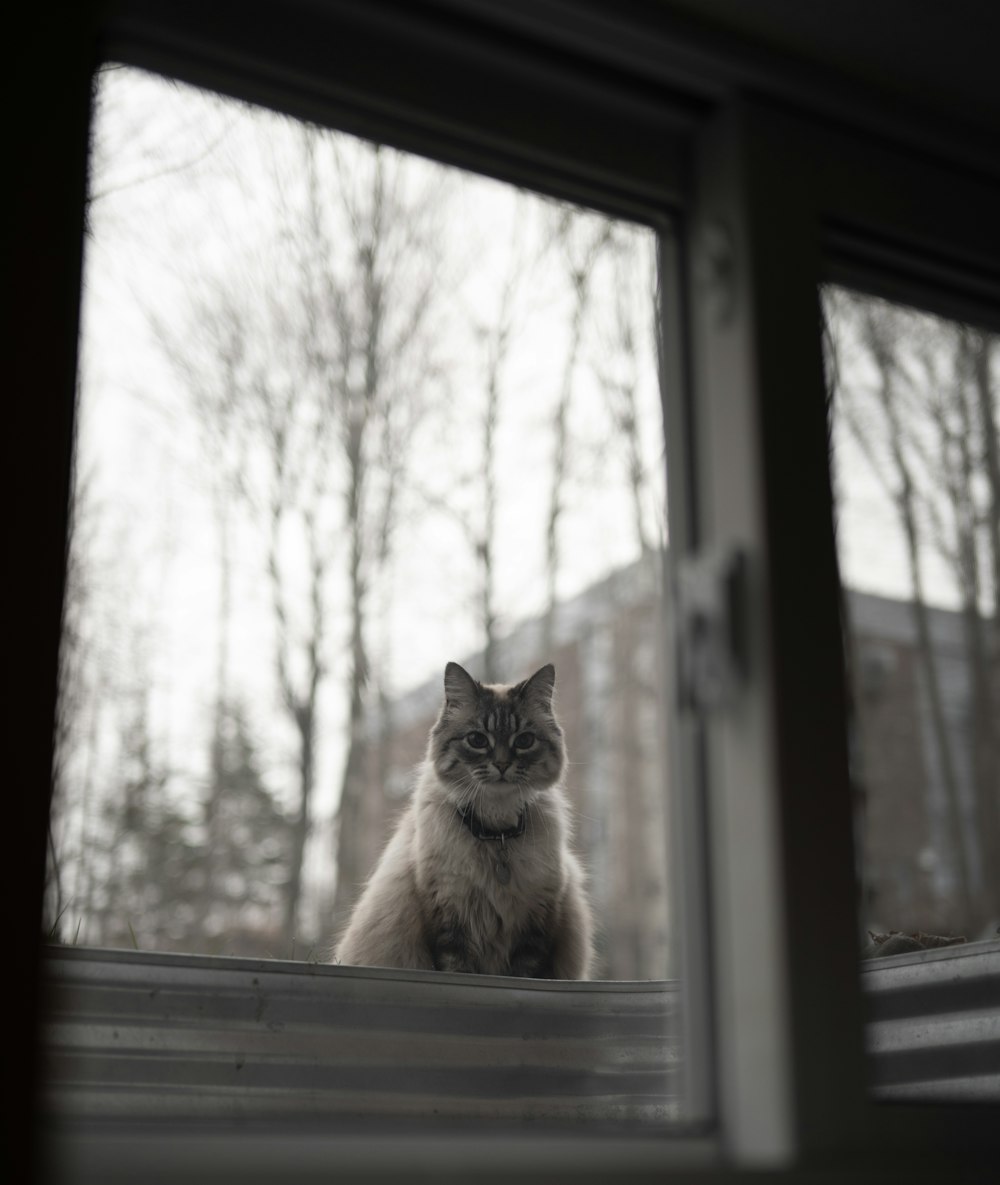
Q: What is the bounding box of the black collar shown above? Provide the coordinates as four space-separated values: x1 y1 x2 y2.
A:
456 804 526 842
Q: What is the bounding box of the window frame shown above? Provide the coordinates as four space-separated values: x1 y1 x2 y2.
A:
685 99 1000 1164
14 1 1000 1181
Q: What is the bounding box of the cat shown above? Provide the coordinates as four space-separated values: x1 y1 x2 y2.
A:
335 661 594 978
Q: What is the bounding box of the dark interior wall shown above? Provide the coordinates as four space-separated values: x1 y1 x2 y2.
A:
7 5 104 1175
650 0 1000 131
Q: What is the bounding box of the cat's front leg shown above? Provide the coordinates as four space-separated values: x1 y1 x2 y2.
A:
547 862 594 979
428 918 481 973
508 923 555 978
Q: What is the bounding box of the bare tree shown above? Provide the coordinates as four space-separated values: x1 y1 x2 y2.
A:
411 215 525 684
863 304 973 925
594 232 666 560
542 213 615 651
472 287 511 684
45 459 91 939
968 333 1000 906
47 441 119 945
918 324 1000 923
976 335 1000 641
315 137 447 934
827 288 999 931
146 118 446 946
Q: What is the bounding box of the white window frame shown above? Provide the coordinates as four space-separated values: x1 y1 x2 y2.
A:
687 100 1000 1166
17 1 999 1181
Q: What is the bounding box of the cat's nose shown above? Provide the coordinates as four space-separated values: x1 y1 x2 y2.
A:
494 760 510 775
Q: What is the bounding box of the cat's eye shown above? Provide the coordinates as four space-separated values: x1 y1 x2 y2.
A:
465 731 489 750
513 733 535 750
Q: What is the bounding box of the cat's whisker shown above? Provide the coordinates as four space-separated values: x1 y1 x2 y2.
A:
456 779 483 812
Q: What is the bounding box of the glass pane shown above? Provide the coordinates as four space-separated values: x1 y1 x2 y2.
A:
48 66 677 1006
823 283 1000 1098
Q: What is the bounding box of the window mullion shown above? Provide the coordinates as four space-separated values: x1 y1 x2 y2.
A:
688 101 867 1165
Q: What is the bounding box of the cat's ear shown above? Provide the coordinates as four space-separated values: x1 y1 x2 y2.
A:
443 661 479 712
520 663 556 713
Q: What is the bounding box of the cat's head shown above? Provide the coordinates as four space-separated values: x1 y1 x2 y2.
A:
429 662 566 812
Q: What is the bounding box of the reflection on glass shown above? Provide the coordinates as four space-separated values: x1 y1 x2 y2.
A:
823 286 999 948
47 65 670 982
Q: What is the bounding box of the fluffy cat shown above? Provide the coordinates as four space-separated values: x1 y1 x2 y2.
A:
335 661 594 978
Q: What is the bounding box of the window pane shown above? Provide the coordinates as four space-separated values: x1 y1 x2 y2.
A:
823 283 1000 1100
48 60 679 1040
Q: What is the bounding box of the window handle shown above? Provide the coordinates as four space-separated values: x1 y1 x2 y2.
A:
675 547 748 712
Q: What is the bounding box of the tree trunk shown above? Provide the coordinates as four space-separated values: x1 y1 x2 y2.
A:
974 335 1000 639
331 483 368 929
331 151 388 935
867 314 976 928
901 497 975 930
480 322 501 682
283 705 315 945
203 491 231 920
544 264 590 651
969 333 1000 923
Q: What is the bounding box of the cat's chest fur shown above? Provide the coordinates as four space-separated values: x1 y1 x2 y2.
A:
418 803 558 901
412 792 565 976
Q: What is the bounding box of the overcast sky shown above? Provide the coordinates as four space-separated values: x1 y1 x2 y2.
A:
68 65 669 925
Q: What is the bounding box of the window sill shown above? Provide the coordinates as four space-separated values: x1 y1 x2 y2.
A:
40 945 681 1132
39 940 999 1180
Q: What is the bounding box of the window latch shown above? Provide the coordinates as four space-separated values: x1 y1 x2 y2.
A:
675 547 747 713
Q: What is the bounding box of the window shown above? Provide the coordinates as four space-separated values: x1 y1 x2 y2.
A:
43 48 694 1153
51 65 669 981
683 102 1000 1157
824 286 998 948
16 2 999 1182
823 283 999 1100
